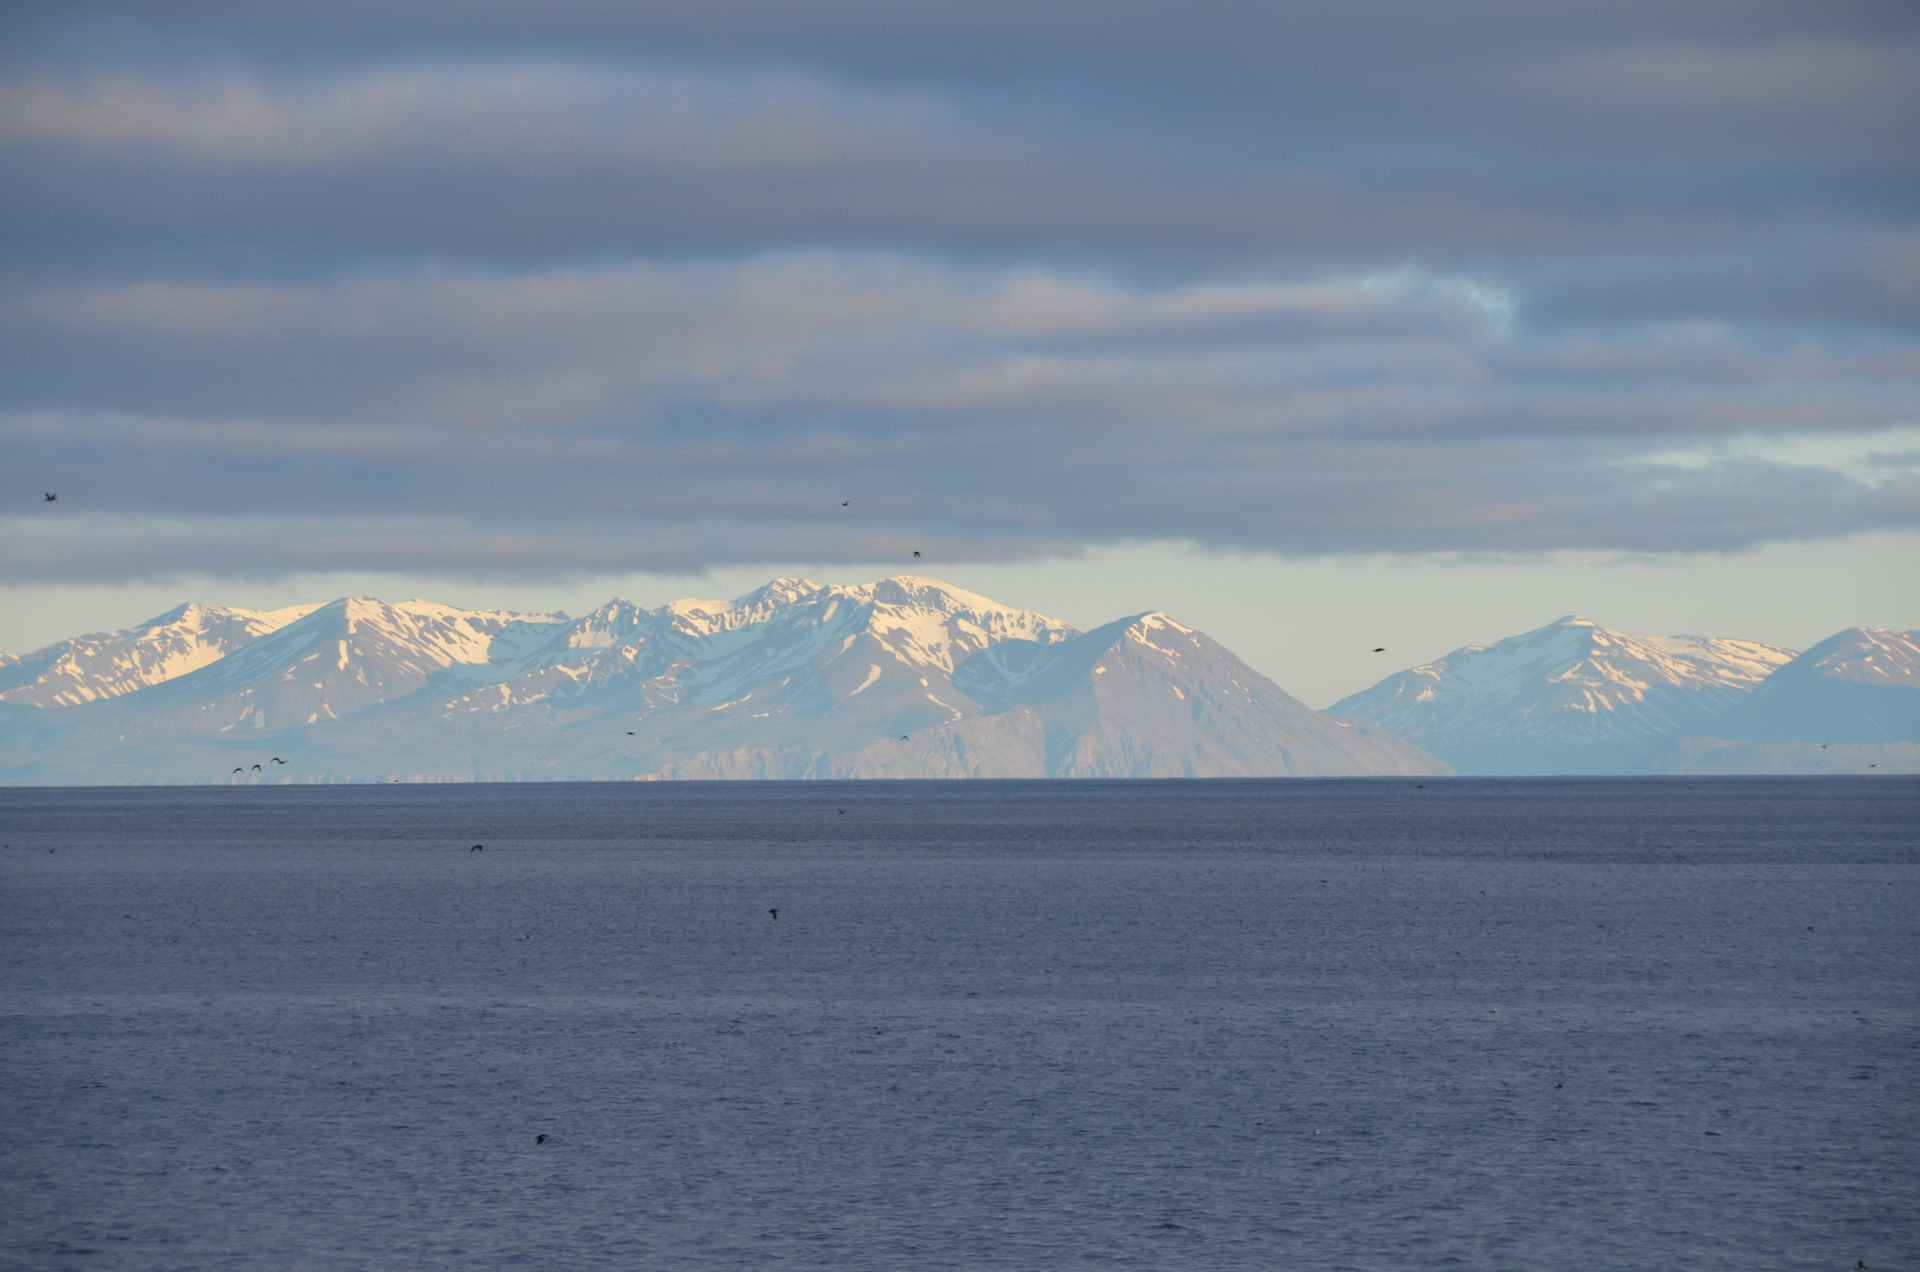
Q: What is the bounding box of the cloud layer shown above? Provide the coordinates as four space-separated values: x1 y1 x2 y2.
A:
3 1 1915 581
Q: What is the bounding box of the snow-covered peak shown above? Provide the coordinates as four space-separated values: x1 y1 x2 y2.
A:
295 597 566 665
0 601 321 708
650 579 827 639
537 599 652 651
1327 615 1800 767
1116 612 1207 662
1704 626 1920 747
626 575 1079 675
1391 617 1793 702
847 577 1076 672
1789 627 1920 687
731 577 823 609
856 575 1000 612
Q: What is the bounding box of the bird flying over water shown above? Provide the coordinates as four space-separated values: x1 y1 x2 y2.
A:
535 1133 549 1145
269 756 286 764
232 767 244 774
251 763 261 771
912 550 921 558
44 492 56 502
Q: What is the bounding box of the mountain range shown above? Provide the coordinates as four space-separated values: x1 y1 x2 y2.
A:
1328 615 1920 775
2 586 1912 783
0 577 1441 783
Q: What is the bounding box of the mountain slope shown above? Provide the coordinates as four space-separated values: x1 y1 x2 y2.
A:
955 612 1439 777
1710 628 1920 742
1327 615 1797 774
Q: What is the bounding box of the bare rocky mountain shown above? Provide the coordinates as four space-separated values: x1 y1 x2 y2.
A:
0 577 1445 783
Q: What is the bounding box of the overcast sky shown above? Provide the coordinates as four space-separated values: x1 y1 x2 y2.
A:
3 1 1916 703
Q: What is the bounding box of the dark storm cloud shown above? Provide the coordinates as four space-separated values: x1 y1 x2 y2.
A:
2 0 1915 581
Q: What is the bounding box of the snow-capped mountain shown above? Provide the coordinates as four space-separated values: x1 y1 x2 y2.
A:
1722 627 1920 740
0 602 316 709
1326 615 1798 774
0 577 1445 783
1655 628 1920 773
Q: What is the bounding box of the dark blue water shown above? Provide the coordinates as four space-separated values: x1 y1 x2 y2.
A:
2 779 1915 1270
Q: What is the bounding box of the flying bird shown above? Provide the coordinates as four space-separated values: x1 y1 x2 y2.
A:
535 1133 549 1145
912 550 921 558
269 756 286 764
43 492 56 502
1372 647 1386 653
232 767 244 774
769 908 778 921
470 844 483 852
841 500 850 507
251 763 261 771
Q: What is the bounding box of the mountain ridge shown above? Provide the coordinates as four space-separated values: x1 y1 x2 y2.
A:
6 593 1909 781
1329 614 1917 774
0 577 1442 783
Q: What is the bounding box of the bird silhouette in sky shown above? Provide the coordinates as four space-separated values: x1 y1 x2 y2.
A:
43 492 56 502
912 550 921 558
841 500 850 507
251 763 262 771
269 756 286 764
232 767 244 774
1373 647 1386 653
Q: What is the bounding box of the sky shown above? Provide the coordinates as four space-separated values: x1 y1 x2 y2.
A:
2 0 1916 707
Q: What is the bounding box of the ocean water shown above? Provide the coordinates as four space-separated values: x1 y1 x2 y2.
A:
1 778 1914 1271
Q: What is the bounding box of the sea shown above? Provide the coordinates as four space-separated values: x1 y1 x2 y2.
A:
1 778 1914 1271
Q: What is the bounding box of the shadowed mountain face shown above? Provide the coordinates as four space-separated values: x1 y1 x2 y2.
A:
1705 628 1920 743
1653 628 1920 773
0 577 1446 783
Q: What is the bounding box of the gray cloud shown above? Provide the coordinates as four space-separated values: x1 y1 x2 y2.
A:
1 0 1915 582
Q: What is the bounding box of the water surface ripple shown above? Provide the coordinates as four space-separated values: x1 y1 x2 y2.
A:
2 778 1915 1270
